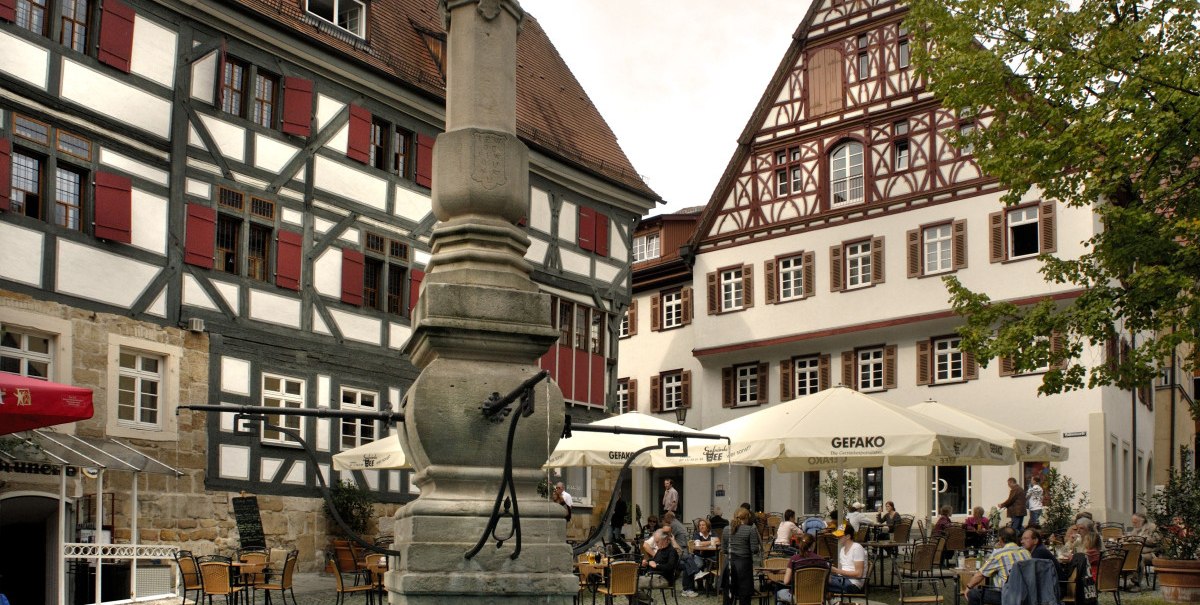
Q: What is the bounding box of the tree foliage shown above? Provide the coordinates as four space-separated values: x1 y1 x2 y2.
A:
1039 467 1090 535
1142 449 1200 559
907 0 1200 400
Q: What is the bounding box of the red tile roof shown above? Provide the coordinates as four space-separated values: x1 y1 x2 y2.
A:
229 0 658 200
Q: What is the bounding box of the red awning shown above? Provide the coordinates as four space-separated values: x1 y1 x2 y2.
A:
0 373 94 436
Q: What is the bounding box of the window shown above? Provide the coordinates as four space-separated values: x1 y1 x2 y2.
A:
841 345 896 392
862 467 884 511
773 147 802 197
958 122 976 154
369 118 388 170
262 374 305 445
650 369 691 414
214 188 277 281
16 0 49 35
216 214 241 274
721 267 743 311
908 220 966 278
923 224 952 274
574 305 589 351
931 466 971 516
856 34 869 80
794 355 821 397
10 151 44 220
361 233 410 315
990 203 1056 263
632 232 660 263
557 299 573 347
250 71 279 128
392 127 412 178
306 0 365 37
845 240 872 289
10 121 95 232
831 236 884 292
776 253 809 302
933 337 964 383
549 466 592 507
221 57 248 117
59 0 90 52
829 141 864 207
722 362 768 408
661 371 683 411
116 350 162 430
736 365 760 406
655 288 689 330
0 328 52 379
620 310 630 338
616 379 632 414
893 119 910 171
857 347 884 391
339 387 378 449
590 311 604 355
897 23 910 69
620 299 636 338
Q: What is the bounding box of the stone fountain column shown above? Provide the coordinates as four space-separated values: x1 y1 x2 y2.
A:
388 0 575 603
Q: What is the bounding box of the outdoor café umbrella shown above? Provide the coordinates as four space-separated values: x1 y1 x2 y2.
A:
0 373 94 436
547 411 730 468
907 400 1068 462
332 432 411 471
706 386 1015 472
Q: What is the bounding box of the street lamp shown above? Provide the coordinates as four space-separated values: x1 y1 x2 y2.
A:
674 406 687 426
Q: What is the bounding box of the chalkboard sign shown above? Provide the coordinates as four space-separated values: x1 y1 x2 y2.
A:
232 496 266 549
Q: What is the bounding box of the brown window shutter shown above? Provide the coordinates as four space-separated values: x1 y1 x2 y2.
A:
1040 201 1057 253
1139 384 1153 409
841 351 855 389
681 370 692 409
818 354 831 391
871 236 886 284
830 245 844 292
916 340 931 386
1050 331 1067 370
803 251 816 298
884 345 898 389
964 350 978 380
999 357 1016 377
952 219 968 269
764 259 777 305
707 271 719 315
989 211 1005 263
681 287 693 325
907 229 921 278
722 367 734 408
627 299 638 336
758 362 770 404
780 359 794 401
742 264 754 309
1105 335 1119 371
628 379 638 412
650 375 662 412
650 294 662 332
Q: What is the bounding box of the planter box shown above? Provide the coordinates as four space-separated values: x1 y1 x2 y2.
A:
1154 557 1200 603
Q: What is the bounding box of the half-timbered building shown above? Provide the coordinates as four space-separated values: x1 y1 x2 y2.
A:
618 0 1185 525
0 0 656 596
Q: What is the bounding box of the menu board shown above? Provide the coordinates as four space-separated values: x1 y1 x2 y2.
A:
232 496 266 549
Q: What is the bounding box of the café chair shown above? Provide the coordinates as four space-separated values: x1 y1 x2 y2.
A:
331 553 375 605
791 567 830 605
1098 522 1125 542
174 550 203 605
1097 554 1125 605
897 539 939 589
593 560 637 605
260 550 299 605
834 561 870 605
1119 538 1145 589
197 555 244 605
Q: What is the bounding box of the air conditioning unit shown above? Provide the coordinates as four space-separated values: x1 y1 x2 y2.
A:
187 318 206 333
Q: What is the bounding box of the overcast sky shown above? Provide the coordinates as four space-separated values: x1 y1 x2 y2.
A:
519 1 815 215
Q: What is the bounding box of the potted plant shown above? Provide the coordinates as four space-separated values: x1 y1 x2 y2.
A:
1144 450 1200 602
1039 467 1090 535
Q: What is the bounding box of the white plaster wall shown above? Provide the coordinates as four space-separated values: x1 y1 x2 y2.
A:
147 289 167 317
196 114 246 162
525 237 549 265
313 249 341 298
0 30 49 88
325 123 349 154
394 186 432 223
99 148 168 187
185 178 211 198
530 186 552 234
219 444 250 479
254 134 300 175
221 356 251 395
595 261 621 286
210 280 240 313
248 289 301 327
182 274 217 310
608 217 629 264
328 309 382 345
129 188 168 255
0 222 45 286
190 51 216 104
314 156 387 210
60 59 170 137
559 248 591 277
559 200 577 243
130 15 176 87
56 239 158 307
389 323 412 350
281 208 303 227
315 94 344 131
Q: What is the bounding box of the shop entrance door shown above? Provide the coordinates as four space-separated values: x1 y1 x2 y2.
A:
0 494 60 605
930 466 971 517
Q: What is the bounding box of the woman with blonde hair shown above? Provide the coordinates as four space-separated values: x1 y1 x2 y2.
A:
723 507 761 605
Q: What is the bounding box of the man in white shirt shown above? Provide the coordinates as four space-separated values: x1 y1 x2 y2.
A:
827 528 867 594
662 478 679 515
553 482 573 520
847 502 872 533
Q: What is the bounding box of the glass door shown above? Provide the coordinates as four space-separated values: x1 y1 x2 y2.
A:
930 466 971 516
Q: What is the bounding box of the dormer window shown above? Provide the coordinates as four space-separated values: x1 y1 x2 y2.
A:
632 232 660 263
830 141 864 207
306 0 365 38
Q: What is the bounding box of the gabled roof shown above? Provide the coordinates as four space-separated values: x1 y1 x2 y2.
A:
228 0 658 201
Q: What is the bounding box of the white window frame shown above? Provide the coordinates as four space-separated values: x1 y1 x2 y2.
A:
1007 206 1040 259
340 386 379 450
857 347 885 392
1 327 54 380
617 379 630 414
894 139 909 170
305 0 366 37
720 267 744 312
778 255 805 301
105 334 181 441
735 364 760 407
830 142 865 207
262 373 307 446
933 336 964 383
662 372 683 411
845 240 872 289
776 169 789 196
923 224 953 275
662 290 683 329
619 310 630 338
794 356 820 397
632 232 660 263
959 123 976 154
116 349 164 431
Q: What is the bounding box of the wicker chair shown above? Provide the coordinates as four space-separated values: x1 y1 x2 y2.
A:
331 553 375 605
897 540 939 587
260 549 299 605
1099 522 1125 542
237 549 269 596
197 556 244 605
1119 538 1145 589
1097 554 1125 605
753 557 789 605
816 531 839 562
941 524 966 567
593 560 638 605
174 550 203 605
792 567 830 605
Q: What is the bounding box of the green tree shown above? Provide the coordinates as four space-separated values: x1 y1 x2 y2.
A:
820 470 864 517
1039 467 1090 535
907 0 1200 399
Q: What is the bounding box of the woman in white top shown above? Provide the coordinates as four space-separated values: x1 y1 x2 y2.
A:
775 509 802 546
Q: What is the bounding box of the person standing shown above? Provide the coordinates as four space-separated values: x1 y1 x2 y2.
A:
998 477 1028 533
723 507 761 605
609 497 629 553
1026 475 1045 527
963 527 1031 605
662 478 679 516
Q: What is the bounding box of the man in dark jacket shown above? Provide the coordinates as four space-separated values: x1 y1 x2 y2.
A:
639 529 679 597
998 478 1028 533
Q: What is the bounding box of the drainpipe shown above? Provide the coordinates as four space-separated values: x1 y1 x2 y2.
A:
1131 333 1138 514
1170 338 1178 472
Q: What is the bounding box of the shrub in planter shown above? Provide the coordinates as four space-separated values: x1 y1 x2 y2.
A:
1040 467 1090 535
1144 449 1200 602
325 479 375 536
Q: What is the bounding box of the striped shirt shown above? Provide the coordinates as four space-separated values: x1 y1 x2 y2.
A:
979 543 1031 588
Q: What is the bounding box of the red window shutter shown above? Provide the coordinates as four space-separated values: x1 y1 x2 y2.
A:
93 172 132 243
558 344 575 402
577 207 595 252
0 0 14 22
538 348 555 376
281 77 313 137
573 350 589 402
408 268 425 312
415 133 434 187
916 340 931 386
780 359 793 401
0 138 11 212
183 204 216 268
98 0 135 73
341 249 364 306
215 41 227 110
590 354 605 406
275 229 303 290
594 211 609 256
346 105 371 164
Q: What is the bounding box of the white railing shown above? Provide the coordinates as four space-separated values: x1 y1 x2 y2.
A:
63 543 179 560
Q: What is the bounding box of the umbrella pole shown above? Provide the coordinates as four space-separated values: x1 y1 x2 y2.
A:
837 466 845 530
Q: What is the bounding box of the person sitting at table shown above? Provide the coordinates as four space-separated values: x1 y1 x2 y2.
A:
638 529 679 600
932 505 953 538
642 515 660 540
965 506 991 549
1020 527 1058 580
664 512 702 597
1126 512 1160 590
847 502 873 533
827 528 867 595
776 533 831 603
1080 531 1102 580
709 507 729 537
963 527 1031 605
802 513 827 536
692 517 720 590
876 501 900 539
774 509 802 554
